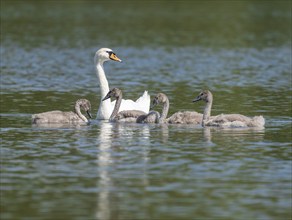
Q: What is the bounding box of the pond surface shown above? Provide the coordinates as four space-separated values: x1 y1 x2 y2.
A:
1 1 291 220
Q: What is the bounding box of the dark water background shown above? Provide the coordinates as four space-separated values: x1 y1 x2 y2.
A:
1 1 291 220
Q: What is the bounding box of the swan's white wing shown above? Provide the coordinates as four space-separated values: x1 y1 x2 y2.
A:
111 91 151 113
97 91 150 120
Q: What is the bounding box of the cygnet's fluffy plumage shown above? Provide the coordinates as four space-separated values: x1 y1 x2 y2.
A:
102 88 146 122
137 93 169 124
166 111 203 124
32 99 92 124
193 90 265 128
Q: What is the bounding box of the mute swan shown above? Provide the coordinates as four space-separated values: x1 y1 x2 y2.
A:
32 99 92 124
193 90 265 128
102 88 146 122
94 48 150 120
137 93 169 123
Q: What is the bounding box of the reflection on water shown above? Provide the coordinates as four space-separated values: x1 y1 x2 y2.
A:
96 122 112 220
203 127 214 146
1 115 290 219
92 120 270 219
95 121 152 220
31 123 89 129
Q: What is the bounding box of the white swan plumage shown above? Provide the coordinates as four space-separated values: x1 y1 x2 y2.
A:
103 89 168 124
102 88 146 122
94 48 150 120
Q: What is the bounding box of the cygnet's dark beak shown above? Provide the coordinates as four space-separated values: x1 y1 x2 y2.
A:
87 110 93 119
192 96 202 102
102 93 111 101
150 99 158 110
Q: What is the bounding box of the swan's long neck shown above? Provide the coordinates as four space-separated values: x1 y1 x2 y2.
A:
202 97 212 126
159 98 169 123
110 94 122 121
95 60 112 119
75 102 88 122
96 61 110 99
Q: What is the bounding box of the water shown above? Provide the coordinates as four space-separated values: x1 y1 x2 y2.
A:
1 1 291 220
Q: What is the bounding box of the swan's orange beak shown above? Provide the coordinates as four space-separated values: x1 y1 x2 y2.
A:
110 53 122 62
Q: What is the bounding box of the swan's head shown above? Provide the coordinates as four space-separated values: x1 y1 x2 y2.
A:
193 90 213 103
94 48 122 64
151 93 168 108
102 87 122 101
77 99 92 119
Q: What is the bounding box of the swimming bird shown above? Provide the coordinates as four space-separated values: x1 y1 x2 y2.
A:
137 93 169 123
165 96 203 124
32 99 92 124
193 90 265 128
102 88 146 122
94 48 150 120
166 111 203 124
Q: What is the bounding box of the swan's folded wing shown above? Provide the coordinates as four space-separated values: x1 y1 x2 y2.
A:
32 111 78 124
134 90 151 112
167 111 203 124
135 91 150 103
206 114 265 128
115 91 151 113
117 110 146 119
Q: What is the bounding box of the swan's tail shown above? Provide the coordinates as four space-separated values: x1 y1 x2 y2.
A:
136 91 150 102
135 90 151 113
249 115 265 127
32 114 47 124
31 114 38 123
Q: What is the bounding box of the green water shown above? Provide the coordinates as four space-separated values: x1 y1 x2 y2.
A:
1 1 291 220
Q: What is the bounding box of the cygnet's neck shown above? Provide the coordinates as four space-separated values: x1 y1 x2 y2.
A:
159 98 169 123
110 94 122 121
202 97 212 126
75 102 88 122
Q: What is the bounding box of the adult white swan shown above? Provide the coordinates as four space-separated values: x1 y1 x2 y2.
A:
94 48 150 120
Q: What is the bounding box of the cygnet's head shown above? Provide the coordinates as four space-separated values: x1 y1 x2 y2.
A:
76 99 92 118
94 48 122 64
151 93 168 108
193 90 213 103
102 88 122 101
